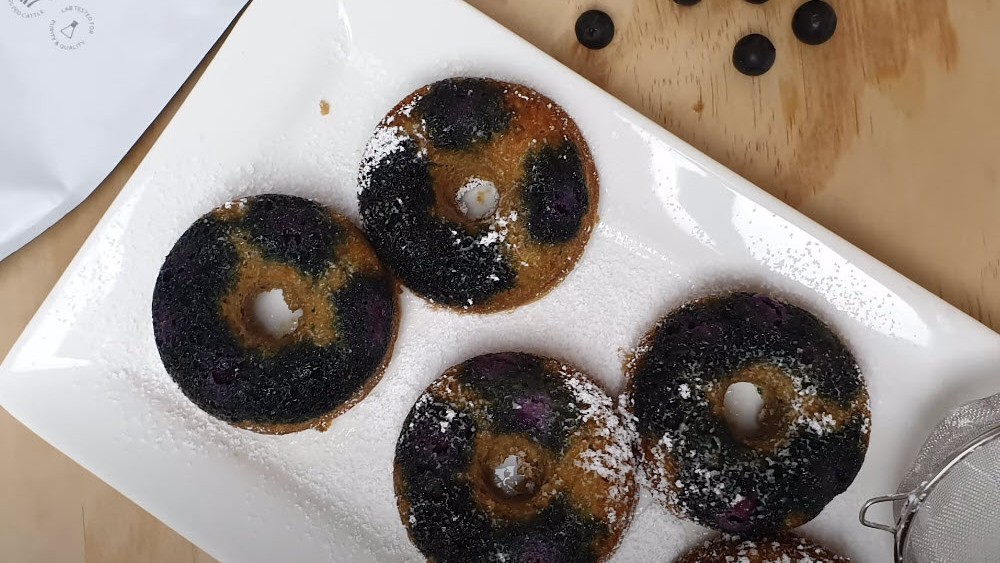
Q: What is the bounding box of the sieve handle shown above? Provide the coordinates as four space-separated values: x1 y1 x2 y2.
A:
859 493 908 534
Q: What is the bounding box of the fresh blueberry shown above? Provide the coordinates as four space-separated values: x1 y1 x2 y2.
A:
793 0 837 45
575 10 614 50
732 34 776 76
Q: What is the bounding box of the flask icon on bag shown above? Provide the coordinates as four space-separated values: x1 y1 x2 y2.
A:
60 20 78 39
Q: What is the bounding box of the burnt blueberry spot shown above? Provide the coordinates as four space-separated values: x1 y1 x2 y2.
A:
359 142 516 307
399 399 477 472
793 0 837 45
498 499 603 562
733 33 776 77
673 0 701 5
396 398 492 562
503 397 573 453
243 194 342 279
207 350 245 386
335 274 396 366
517 538 567 563
461 354 579 451
575 10 614 50
462 354 551 401
747 293 791 327
690 320 725 342
416 78 512 150
210 368 237 386
510 393 557 433
468 372 578 453
152 308 180 348
522 142 590 244
716 496 758 533
464 352 543 383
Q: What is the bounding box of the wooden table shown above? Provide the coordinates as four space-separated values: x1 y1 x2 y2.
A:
2 0 997 560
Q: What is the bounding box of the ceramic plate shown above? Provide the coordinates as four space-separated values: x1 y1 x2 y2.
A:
2 0 998 561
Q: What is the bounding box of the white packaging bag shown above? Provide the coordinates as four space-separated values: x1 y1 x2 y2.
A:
0 0 247 261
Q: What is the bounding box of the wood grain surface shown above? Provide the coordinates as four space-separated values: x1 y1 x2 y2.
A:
1 0 998 560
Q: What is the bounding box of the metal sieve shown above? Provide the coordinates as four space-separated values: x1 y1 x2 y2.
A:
860 392 1000 563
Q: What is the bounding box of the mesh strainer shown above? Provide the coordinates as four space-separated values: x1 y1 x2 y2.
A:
860 392 1000 563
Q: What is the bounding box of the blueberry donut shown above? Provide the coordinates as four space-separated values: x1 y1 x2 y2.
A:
676 535 849 562
394 353 637 562
625 292 870 535
358 77 599 312
152 194 399 434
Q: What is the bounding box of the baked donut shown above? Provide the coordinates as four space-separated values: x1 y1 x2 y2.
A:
152 194 399 434
358 77 599 312
626 292 870 535
394 352 637 562
676 535 849 562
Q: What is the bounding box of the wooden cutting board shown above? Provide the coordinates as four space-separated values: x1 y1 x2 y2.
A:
2 0 997 560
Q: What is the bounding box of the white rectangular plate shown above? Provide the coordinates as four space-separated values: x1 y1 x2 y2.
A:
3 0 999 561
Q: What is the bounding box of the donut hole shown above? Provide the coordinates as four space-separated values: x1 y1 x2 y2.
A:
222 254 337 352
479 444 546 500
252 288 303 338
708 364 798 452
455 177 499 221
723 382 765 440
471 434 555 520
492 453 541 497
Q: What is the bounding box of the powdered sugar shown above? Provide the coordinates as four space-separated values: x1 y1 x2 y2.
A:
563 366 638 522
222 197 247 211
476 209 519 247
358 124 413 193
